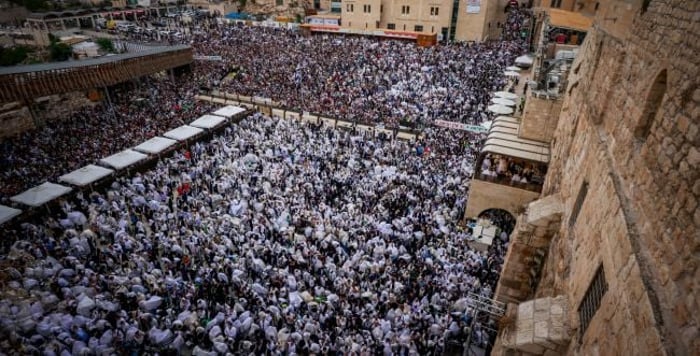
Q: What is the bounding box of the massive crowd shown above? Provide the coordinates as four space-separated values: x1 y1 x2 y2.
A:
0 4 532 354
0 116 508 354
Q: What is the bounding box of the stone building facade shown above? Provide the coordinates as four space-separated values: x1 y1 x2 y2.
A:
491 0 699 354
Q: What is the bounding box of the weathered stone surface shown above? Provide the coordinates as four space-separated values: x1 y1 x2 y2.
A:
493 0 699 355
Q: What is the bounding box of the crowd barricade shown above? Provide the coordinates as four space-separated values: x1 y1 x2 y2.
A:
272 108 285 119
301 112 318 124
286 111 300 121
335 120 353 131
197 91 426 141
318 116 335 127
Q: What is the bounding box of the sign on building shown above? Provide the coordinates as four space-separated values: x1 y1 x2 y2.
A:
435 119 489 133
466 0 481 13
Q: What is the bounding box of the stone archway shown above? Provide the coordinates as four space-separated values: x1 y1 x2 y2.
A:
478 208 516 235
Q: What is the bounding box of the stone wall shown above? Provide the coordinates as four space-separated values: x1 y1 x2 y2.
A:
520 92 562 143
0 107 34 138
494 0 699 354
464 179 540 219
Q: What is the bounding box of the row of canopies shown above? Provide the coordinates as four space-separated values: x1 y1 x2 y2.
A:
1 105 248 225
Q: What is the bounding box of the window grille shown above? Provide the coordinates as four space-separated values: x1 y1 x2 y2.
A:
578 265 608 337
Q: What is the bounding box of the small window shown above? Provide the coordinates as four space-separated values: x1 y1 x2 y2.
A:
578 266 608 337
414 25 423 32
406 6 410 14
595 2 600 11
634 69 667 142
550 0 562 8
276 0 283 5
430 6 439 16
387 23 395 30
569 181 588 228
380 5 383 12
365 4 371 12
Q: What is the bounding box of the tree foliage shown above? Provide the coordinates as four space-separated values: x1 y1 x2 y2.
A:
48 34 72 62
0 46 29 66
96 38 115 53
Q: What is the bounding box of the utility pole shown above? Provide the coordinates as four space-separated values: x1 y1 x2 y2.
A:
462 292 506 356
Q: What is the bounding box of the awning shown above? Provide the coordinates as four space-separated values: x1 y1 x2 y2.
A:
100 149 148 170
163 125 204 141
545 8 593 32
190 114 227 129
133 136 177 154
59 164 114 186
483 117 550 163
0 205 22 225
11 182 72 207
212 105 246 118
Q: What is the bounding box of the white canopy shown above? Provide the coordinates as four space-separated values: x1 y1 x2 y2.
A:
506 66 522 71
491 98 516 106
515 55 534 67
0 204 22 225
488 104 514 115
190 114 227 129
504 71 521 77
212 105 247 118
493 91 519 100
59 164 114 186
11 182 72 207
133 136 178 154
163 125 204 141
100 149 148 170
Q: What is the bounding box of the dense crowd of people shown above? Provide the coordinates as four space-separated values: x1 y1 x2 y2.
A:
190 27 523 129
0 4 533 354
0 75 215 202
0 116 510 354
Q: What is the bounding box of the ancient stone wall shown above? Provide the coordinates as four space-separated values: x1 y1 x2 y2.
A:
519 93 562 143
533 0 699 354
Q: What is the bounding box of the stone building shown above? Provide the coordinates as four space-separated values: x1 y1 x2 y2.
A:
483 0 699 355
340 0 511 41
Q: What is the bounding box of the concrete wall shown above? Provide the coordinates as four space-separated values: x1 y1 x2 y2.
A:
494 0 699 354
376 0 452 33
464 179 540 218
0 107 34 138
342 0 381 29
519 92 562 142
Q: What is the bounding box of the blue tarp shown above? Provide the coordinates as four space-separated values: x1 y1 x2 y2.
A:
225 12 249 20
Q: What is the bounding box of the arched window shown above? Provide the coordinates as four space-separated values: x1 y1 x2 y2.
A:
634 69 667 141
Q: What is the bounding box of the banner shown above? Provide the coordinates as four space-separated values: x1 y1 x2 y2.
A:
435 119 489 133
194 55 223 61
466 0 480 13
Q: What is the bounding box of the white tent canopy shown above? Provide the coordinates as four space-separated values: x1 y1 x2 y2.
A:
506 66 522 71
212 105 247 119
0 205 22 225
504 71 520 77
100 149 148 170
493 91 519 100
59 164 114 187
133 136 177 154
491 98 516 106
190 114 227 129
11 182 72 207
163 125 204 142
515 55 534 67
488 104 514 115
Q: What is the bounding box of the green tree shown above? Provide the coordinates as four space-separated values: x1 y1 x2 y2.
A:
48 34 72 62
0 46 29 66
96 38 115 53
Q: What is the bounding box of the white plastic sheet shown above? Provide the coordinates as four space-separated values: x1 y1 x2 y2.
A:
163 125 204 141
212 105 246 119
99 149 148 170
59 164 114 187
11 182 72 207
0 204 21 225
190 114 227 129
133 136 178 154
